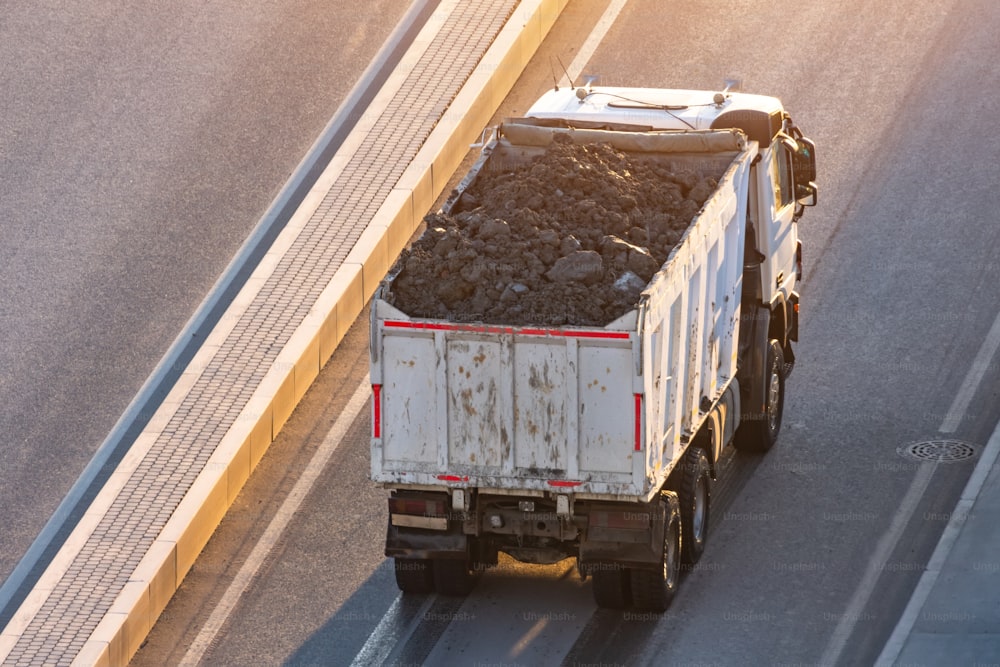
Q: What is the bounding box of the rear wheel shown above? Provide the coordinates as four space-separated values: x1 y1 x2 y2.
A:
394 558 434 594
734 339 785 453
630 493 682 612
591 565 632 609
432 557 477 596
679 447 712 565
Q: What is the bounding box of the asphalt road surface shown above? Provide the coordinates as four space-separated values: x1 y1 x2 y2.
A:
124 0 1000 664
0 0 413 593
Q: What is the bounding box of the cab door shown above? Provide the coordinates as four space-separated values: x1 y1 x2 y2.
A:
756 137 799 304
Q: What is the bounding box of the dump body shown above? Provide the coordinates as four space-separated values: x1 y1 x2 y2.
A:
371 123 754 502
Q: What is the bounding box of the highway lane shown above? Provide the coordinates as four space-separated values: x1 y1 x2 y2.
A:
133 0 1000 665
0 0 411 590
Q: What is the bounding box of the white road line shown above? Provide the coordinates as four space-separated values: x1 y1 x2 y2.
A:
940 309 1000 433
349 594 437 667
181 379 371 667
876 418 1000 666
349 594 404 667
565 0 628 86
820 308 1000 666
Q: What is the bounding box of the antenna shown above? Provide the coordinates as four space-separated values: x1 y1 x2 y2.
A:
555 55 575 89
549 58 559 91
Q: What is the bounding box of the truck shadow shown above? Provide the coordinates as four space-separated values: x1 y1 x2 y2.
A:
285 447 766 666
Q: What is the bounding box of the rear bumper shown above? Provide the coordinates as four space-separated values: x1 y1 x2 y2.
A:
384 493 666 567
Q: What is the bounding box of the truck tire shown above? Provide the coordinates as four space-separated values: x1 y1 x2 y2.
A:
679 447 711 565
432 557 477 596
394 558 434 594
630 493 681 612
591 566 632 609
734 339 785 453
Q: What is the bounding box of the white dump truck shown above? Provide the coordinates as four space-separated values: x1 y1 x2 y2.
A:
369 86 817 611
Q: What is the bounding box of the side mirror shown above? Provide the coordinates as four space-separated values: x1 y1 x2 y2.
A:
792 136 817 207
793 136 816 179
792 137 816 185
796 181 818 207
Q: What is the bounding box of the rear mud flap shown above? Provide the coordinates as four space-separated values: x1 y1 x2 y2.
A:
385 519 468 560
579 516 665 570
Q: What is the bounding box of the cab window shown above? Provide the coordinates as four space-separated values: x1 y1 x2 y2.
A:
771 141 795 210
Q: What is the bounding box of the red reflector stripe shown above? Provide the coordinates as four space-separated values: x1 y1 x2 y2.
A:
634 394 643 451
436 475 470 482
372 384 382 438
384 320 630 340
547 480 582 487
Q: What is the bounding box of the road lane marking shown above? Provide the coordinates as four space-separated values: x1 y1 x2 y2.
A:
821 308 1000 666
349 594 439 667
940 308 1000 432
181 379 370 666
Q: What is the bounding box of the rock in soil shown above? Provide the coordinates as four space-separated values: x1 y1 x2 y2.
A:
388 133 723 326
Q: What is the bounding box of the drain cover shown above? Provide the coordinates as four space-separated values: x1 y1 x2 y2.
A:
897 440 979 463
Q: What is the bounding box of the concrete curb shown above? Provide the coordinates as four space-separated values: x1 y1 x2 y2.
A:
0 1 568 665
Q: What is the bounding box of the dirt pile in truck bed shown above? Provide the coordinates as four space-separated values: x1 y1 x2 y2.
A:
388 132 722 326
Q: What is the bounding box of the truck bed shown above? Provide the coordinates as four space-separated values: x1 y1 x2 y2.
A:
371 124 755 501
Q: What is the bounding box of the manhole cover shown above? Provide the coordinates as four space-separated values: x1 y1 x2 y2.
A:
897 440 979 463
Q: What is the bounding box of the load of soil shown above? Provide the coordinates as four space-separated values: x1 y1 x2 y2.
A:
388 132 722 326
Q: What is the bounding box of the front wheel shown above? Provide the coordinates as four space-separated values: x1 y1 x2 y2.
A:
734 339 785 453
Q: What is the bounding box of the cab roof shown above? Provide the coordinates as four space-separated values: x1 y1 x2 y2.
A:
526 86 786 147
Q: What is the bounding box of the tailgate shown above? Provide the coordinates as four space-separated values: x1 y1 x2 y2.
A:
370 311 645 496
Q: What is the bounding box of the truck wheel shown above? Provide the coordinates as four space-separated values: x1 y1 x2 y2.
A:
591 566 632 609
679 447 711 565
432 557 477 596
630 493 681 612
394 558 434 594
734 339 785 453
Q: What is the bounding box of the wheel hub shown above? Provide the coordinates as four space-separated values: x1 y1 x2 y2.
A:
692 479 707 542
767 371 780 431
